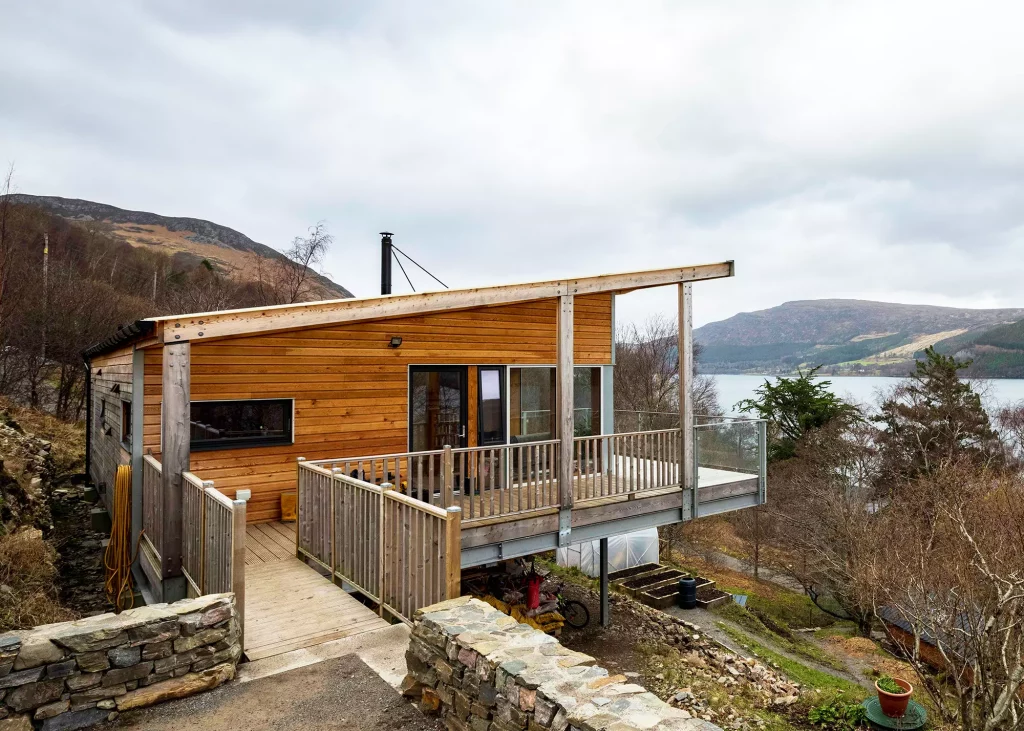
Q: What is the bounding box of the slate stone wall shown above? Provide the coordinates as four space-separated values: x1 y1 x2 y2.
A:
0 593 240 730
402 596 721 731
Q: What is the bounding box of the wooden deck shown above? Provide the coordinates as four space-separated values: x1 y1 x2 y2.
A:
452 465 758 525
243 522 390 661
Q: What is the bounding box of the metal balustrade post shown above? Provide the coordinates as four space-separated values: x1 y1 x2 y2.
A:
758 420 768 505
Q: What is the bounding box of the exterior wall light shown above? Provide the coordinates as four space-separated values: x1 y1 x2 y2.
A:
389 336 403 348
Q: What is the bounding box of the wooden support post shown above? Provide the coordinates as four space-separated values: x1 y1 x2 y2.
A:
678 284 695 517
442 445 454 508
444 506 462 599
379 483 392 617
599 536 610 627
295 457 305 559
331 468 342 584
557 294 574 547
161 341 190 581
231 497 246 653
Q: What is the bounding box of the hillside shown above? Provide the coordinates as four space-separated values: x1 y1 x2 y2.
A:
695 299 1024 377
9 194 352 299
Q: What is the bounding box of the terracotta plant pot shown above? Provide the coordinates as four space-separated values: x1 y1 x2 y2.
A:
875 677 913 718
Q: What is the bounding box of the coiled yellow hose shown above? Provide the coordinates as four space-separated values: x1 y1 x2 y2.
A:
104 464 135 611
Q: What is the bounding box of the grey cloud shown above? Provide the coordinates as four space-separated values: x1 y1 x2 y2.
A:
2 1 1024 327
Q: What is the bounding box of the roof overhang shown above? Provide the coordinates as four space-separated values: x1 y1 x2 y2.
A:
82 320 156 361
151 261 734 344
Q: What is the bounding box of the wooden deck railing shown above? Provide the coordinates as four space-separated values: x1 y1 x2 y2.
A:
571 429 682 502
297 460 461 624
142 454 163 562
317 420 767 528
180 471 246 645
451 440 561 520
308 449 447 506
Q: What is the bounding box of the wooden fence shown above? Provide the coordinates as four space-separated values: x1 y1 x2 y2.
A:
180 471 246 645
297 460 461 624
141 454 163 562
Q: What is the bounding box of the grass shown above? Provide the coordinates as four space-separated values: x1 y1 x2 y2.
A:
714 602 847 672
0 529 75 631
534 556 600 592
717 622 867 698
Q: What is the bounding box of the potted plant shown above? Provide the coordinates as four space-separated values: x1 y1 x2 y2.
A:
875 675 913 718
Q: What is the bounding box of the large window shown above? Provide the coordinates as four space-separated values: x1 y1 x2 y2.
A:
509 367 601 442
190 399 293 451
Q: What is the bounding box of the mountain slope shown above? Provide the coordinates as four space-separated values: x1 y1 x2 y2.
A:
695 300 1024 376
10 194 353 299
932 319 1024 378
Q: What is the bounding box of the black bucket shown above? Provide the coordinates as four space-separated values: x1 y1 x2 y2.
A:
678 577 697 610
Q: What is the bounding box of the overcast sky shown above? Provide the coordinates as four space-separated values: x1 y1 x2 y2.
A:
2 1 1023 327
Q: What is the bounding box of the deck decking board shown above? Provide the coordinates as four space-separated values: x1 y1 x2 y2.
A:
243 520 389 661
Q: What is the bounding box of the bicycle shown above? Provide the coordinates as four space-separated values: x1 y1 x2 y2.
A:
545 579 590 629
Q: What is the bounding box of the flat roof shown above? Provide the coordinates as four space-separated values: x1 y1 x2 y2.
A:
152 261 734 344
85 261 734 357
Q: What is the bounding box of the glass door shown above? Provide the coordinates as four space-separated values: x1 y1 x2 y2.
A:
409 367 468 451
478 367 505 446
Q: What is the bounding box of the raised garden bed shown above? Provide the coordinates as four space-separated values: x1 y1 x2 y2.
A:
638 575 718 610
696 585 732 608
620 568 685 596
640 582 682 610
607 563 662 582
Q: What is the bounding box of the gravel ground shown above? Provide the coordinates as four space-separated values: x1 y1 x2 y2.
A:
105 655 441 731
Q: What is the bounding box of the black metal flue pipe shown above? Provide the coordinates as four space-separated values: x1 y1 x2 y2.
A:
380 232 393 295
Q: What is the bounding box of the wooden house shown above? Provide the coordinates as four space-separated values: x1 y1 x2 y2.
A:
84 261 767 661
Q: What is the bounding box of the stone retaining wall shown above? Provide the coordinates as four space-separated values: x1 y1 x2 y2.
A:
0 593 240 730
402 596 721 731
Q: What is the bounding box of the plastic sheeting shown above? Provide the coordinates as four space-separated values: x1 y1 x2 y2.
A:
555 529 659 578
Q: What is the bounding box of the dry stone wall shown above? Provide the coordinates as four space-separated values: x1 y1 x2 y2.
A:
0 593 240 730
402 596 721 731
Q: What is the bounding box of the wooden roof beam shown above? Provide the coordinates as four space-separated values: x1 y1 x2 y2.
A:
157 261 734 343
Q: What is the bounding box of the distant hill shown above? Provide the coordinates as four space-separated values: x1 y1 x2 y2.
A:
9 195 352 299
695 299 1024 377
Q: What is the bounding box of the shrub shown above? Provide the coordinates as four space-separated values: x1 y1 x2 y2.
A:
808 697 868 730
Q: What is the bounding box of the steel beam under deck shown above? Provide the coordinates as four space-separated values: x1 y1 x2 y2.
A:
458 490 761 569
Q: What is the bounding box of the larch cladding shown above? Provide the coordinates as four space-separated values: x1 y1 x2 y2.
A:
142 294 613 523
0 594 240 730
402 596 720 731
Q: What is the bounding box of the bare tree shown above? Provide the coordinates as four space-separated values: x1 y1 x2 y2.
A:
252 221 333 305
766 420 882 635
872 464 1024 731
614 315 720 431
0 164 15 326
995 400 1024 464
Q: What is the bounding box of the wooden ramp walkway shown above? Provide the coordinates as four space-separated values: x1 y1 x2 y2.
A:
243 522 390 662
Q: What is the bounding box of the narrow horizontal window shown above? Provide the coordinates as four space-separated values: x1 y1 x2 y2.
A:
190 399 293 451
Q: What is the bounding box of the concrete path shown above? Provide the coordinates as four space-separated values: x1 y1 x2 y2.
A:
106 655 440 731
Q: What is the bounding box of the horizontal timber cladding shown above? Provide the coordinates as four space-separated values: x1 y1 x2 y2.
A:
89 344 134 508
181 295 612 523
143 346 163 460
